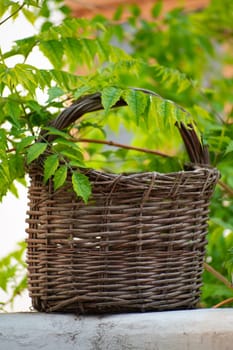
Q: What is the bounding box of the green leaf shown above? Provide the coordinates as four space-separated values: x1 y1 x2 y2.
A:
50 69 80 90
9 36 37 59
16 136 35 152
113 5 123 21
37 69 52 89
150 65 192 93
72 172 91 203
39 40 64 69
0 164 10 199
53 165 67 191
43 154 59 183
4 100 21 127
129 4 141 17
177 79 192 94
73 86 92 99
142 95 151 127
78 121 106 137
55 138 83 152
45 127 70 140
0 129 7 154
60 5 71 16
62 37 83 71
14 64 38 93
10 2 22 20
8 155 25 181
124 89 147 124
151 0 163 18
101 87 122 114
211 218 233 232
69 160 87 168
0 271 9 292
9 182 19 198
60 149 84 164
11 275 27 299
26 143 47 164
225 140 233 155
47 86 64 103
81 39 97 65
22 7 37 24
39 1 50 18
24 0 40 7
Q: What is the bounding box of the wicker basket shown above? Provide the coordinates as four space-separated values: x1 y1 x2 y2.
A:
26 90 219 314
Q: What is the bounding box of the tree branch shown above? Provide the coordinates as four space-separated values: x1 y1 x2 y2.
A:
0 3 25 26
204 262 233 291
70 137 172 158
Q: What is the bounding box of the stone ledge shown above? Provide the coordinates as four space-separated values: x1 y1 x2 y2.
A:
0 309 233 349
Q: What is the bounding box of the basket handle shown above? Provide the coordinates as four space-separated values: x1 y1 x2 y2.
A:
40 88 210 165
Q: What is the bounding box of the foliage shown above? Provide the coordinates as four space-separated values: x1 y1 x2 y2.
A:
0 0 233 309
0 0 194 203
0 242 27 312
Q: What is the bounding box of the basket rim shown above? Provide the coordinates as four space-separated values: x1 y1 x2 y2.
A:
38 89 211 166
28 162 219 177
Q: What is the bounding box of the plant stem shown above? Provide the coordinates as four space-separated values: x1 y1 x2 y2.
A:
71 137 172 158
0 3 25 26
213 297 233 309
204 262 233 291
218 180 233 197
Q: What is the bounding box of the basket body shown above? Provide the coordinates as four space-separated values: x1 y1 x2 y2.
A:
26 165 219 314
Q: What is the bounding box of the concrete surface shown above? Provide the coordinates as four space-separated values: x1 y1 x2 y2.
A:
0 309 233 349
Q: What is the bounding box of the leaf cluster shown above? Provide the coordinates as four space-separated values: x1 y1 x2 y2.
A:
0 2 198 203
0 242 27 312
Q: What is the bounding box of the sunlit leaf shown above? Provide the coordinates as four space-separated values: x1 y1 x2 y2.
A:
72 172 91 203
101 86 122 114
39 40 64 69
124 89 147 124
26 143 47 164
53 165 67 191
43 154 59 183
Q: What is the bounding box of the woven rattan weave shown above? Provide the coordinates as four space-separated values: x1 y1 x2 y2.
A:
26 90 219 314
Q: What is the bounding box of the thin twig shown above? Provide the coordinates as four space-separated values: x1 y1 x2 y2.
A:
6 148 16 153
0 3 25 26
70 137 172 158
213 297 233 309
218 180 233 197
204 262 233 291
